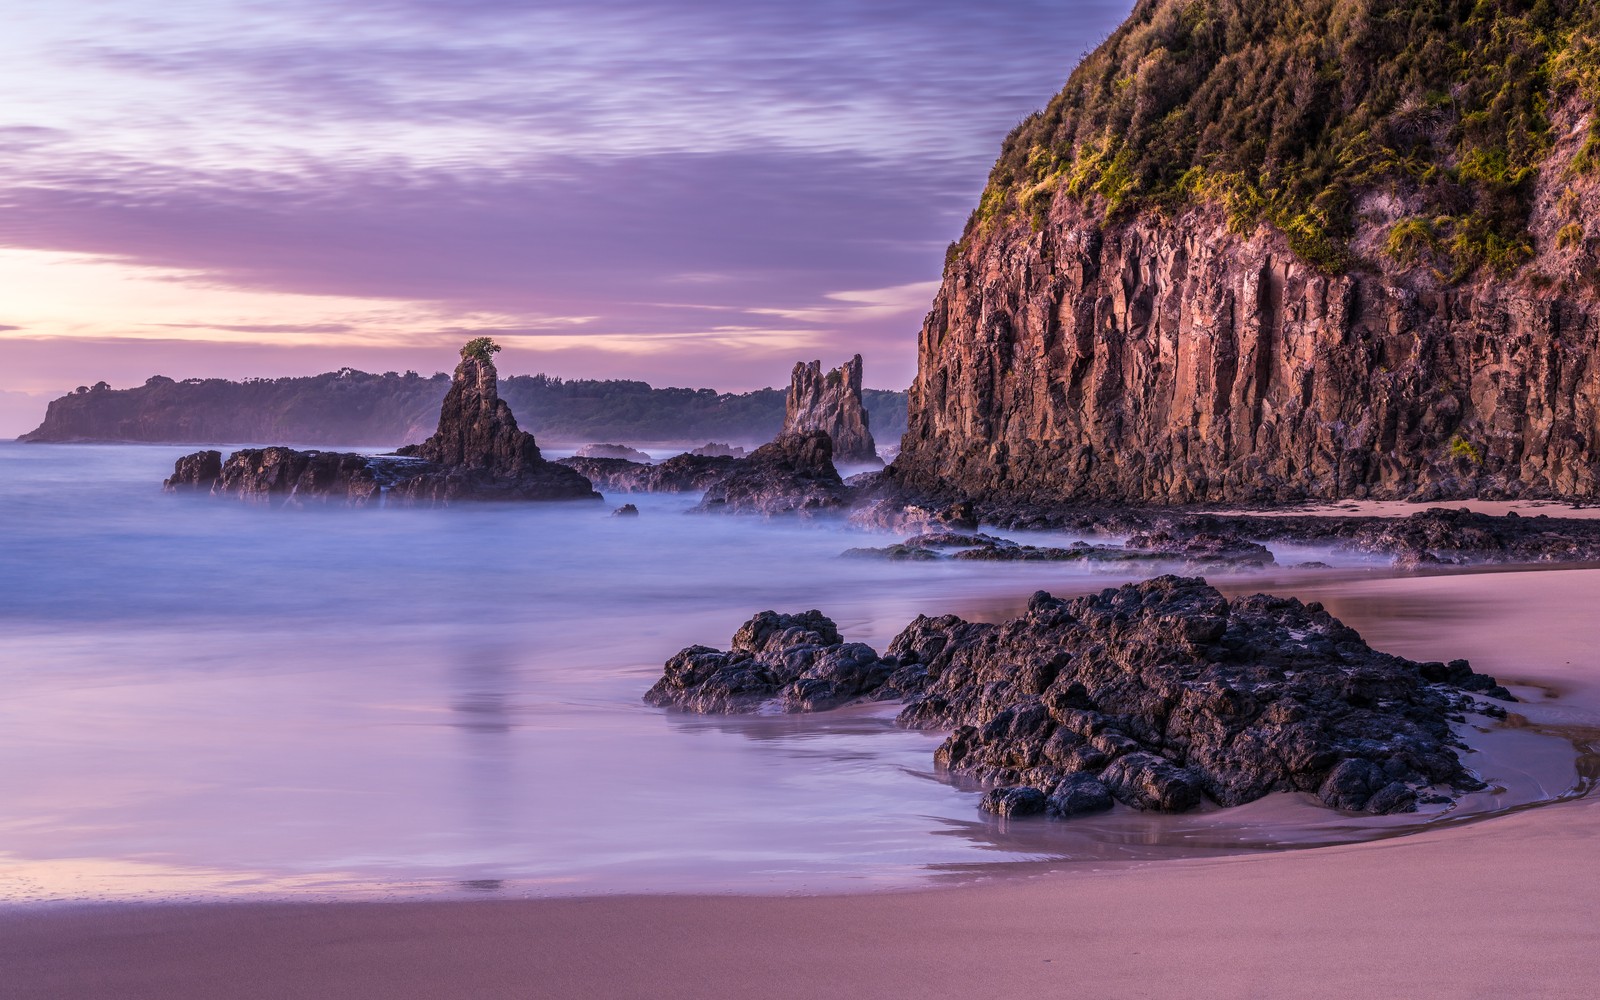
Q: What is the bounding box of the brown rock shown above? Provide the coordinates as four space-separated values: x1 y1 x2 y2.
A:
893 198 1600 505
784 355 879 465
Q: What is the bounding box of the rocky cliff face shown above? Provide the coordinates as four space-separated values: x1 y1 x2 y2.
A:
892 0 1600 506
783 356 879 465
895 198 1600 504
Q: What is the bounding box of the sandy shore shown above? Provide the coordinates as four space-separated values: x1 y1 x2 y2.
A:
7 567 1600 999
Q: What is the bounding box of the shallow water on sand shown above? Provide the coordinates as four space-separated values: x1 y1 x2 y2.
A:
0 444 1584 903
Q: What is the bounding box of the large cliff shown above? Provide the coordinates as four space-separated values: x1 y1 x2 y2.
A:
894 0 1600 504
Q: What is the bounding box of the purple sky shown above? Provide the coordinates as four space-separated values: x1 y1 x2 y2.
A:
0 0 1131 434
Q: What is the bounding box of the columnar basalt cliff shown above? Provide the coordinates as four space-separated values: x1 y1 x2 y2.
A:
784 356 879 465
892 0 1600 505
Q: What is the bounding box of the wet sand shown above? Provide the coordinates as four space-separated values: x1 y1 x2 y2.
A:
6 566 1600 998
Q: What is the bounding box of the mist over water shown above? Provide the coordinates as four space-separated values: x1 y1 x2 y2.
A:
0 444 1575 902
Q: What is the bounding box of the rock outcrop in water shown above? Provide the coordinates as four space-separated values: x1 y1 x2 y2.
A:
784 356 878 465
575 443 653 463
556 453 739 494
388 343 598 503
646 576 1512 817
843 528 1272 570
693 430 851 515
889 0 1600 506
164 340 599 505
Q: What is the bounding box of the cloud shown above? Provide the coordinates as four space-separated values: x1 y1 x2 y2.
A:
0 150 965 322
159 323 356 335
0 0 1133 394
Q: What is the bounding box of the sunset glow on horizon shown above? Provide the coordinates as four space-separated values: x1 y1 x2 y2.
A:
0 0 1131 434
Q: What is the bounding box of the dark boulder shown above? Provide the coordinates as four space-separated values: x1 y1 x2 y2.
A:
1046 773 1114 817
644 609 913 714
163 450 222 491
980 785 1049 818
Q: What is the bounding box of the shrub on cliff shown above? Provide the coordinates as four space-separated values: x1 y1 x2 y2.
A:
461 337 502 362
973 0 1600 279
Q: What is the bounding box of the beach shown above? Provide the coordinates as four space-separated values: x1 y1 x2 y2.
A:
6 562 1598 998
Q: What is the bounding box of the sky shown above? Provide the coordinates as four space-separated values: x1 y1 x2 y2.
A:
0 0 1131 434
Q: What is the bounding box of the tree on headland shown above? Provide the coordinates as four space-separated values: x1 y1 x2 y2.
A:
461 337 502 362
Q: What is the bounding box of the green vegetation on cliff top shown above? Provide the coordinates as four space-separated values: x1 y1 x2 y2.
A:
972 0 1600 278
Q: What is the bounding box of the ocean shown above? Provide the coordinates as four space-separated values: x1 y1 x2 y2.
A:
0 443 1573 903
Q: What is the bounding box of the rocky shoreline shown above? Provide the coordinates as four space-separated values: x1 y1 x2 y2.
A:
164 340 598 506
646 576 1514 819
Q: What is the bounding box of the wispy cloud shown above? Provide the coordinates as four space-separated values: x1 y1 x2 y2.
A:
0 0 1132 394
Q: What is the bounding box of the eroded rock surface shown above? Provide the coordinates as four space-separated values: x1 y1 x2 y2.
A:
784 356 878 465
389 348 598 503
163 450 222 491
693 431 851 515
646 577 1513 818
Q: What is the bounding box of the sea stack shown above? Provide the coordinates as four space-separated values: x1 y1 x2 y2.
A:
784 355 879 465
389 338 600 503
164 338 600 505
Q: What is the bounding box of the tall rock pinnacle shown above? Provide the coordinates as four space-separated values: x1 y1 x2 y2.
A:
412 338 543 474
391 338 600 502
783 355 879 465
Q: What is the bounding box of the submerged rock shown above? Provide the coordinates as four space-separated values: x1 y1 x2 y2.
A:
613 503 640 517
693 430 851 515
645 576 1513 818
844 527 1274 570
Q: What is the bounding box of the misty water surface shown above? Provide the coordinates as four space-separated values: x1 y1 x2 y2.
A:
0 444 1571 902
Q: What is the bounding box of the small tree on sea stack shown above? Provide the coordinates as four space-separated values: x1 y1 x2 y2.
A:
461 337 501 362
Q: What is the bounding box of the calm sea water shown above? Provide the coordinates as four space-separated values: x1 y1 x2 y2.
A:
0 443 1574 903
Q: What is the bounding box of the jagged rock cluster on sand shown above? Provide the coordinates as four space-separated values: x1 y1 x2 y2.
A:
783 355 879 465
164 341 598 505
646 577 1511 818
